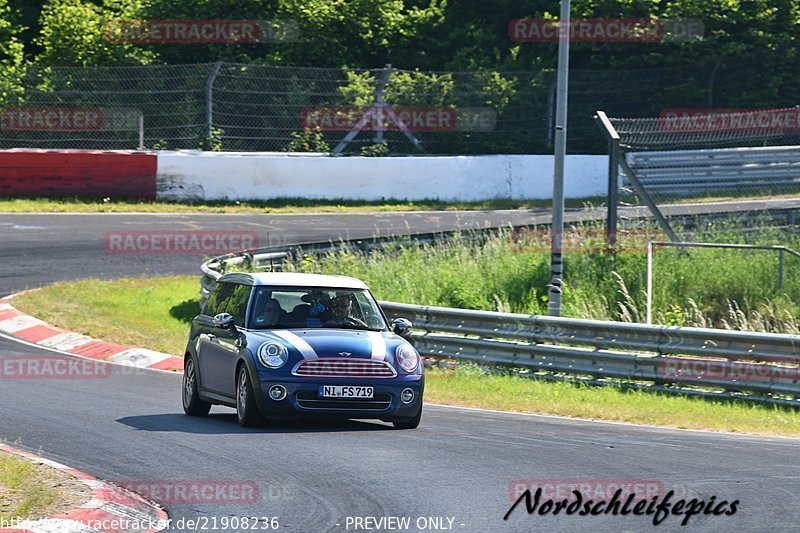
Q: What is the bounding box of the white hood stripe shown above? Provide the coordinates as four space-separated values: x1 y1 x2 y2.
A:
367 331 387 361
272 330 318 359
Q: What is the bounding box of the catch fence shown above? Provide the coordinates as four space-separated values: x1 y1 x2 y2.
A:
2 62 794 155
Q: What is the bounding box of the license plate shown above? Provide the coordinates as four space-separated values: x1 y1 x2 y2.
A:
320 385 374 398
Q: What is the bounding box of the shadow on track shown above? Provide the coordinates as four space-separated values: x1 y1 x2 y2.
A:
117 413 396 434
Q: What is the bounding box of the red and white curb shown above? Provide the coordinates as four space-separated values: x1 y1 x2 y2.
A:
0 443 169 532
0 295 183 372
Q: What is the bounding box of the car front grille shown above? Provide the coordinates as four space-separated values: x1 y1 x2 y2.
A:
295 391 393 411
293 358 396 378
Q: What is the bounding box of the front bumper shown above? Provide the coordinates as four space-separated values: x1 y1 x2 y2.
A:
254 374 424 420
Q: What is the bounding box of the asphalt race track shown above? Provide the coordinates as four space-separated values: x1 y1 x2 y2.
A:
0 210 550 296
1 209 800 532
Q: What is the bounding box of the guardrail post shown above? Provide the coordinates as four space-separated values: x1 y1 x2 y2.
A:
646 241 654 324
607 140 620 247
594 111 620 247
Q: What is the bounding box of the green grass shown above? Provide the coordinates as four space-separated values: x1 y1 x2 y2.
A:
14 274 800 437
0 189 800 213
284 221 800 332
425 365 800 437
1 189 797 214
0 452 61 520
14 276 201 355
0 196 566 214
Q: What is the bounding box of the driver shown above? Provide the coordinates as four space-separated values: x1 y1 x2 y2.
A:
328 295 368 327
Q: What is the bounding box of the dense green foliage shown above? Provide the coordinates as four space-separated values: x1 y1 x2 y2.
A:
2 1 797 153
6 1 798 86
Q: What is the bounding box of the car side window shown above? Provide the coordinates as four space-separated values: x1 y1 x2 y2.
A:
204 282 236 316
225 283 252 325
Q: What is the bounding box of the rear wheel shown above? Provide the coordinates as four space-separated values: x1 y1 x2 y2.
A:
236 365 262 427
183 357 211 416
392 404 422 429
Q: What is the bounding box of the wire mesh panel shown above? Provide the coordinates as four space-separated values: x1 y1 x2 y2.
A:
0 63 553 154
606 109 800 209
212 64 551 154
0 64 215 150
212 64 364 152
1 62 797 157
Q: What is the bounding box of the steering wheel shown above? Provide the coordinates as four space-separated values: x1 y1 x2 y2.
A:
344 316 368 328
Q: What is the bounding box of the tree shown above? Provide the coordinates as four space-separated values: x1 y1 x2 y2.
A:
0 0 25 105
35 0 155 66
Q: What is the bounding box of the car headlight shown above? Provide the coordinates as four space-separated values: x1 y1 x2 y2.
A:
396 343 419 373
258 342 289 369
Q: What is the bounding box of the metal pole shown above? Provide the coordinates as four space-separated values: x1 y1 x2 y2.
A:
546 79 556 147
548 0 571 317
646 241 653 324
593 111 621 247
607 140 619 246
374 64 391 144
138 113 144 150
779 248 784 290
205 62 222 140
618 156 680 242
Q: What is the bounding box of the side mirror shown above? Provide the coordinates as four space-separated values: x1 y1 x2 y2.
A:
391 317 412 336
213 313 235 330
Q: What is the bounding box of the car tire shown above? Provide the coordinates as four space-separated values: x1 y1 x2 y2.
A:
392 404 422 429
236 364 262 427
183 357 211 416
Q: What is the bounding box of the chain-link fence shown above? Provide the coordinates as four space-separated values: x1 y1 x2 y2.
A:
0 63 551 154
595 108 800 241
1 61 796 155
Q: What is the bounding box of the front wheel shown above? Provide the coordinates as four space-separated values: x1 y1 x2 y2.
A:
183 357 211 416
392 404 422 429
236 365 262 427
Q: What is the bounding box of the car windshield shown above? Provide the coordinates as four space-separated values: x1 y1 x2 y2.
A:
248 286 387 331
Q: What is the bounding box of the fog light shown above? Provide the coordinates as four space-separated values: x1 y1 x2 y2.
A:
401 388 414 404
268 385 287 401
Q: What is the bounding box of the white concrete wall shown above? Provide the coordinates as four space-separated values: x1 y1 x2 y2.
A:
156 151 607 201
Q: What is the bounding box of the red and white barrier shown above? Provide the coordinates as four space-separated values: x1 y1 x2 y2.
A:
0 149 156 199
0 149 607 201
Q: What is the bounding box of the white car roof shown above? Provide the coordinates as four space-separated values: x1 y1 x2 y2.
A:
218 271 370 290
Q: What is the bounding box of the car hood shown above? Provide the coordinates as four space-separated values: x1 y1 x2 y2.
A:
250 328 407 360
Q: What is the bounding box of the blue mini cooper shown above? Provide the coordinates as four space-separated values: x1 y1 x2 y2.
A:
183 272 423 429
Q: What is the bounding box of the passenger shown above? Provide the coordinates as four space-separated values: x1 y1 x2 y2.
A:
261 299 284 326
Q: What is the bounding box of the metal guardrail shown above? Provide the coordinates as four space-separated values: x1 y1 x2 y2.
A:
378 301 800 404
201 233 800 407
626 146 800 194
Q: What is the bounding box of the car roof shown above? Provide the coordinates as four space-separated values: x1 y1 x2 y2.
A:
217 272 370 290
